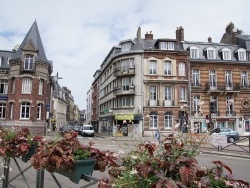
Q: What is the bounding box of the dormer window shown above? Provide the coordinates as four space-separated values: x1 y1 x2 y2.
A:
222 48 231 60
236 48 247 61
190 46 199 59
160 42 174 50
205 47 216 59
24 54 34 70
121 42 131 51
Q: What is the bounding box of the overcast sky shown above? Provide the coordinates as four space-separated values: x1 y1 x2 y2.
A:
1 0 250 110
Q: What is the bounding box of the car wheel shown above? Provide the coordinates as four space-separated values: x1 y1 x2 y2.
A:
228 137 235 143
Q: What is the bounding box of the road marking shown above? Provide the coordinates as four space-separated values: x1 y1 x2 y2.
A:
200 153 250 160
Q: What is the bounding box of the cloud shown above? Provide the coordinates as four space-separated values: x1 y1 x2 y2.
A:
1 0 250 109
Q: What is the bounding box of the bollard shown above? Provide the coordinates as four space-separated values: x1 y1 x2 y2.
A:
2 157 10 188
36 169 44 188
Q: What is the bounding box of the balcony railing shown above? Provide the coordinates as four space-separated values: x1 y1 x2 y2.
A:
226 111 236 116
163 100 174 107
113 66 135 77
148 100 159 106
113 86 135 96
205 82 241 92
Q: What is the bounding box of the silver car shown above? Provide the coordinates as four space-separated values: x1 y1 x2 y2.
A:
211 127 239 143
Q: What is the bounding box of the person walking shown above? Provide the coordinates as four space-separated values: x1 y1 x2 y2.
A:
154 129 160 145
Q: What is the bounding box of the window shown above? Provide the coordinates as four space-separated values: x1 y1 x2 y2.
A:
24 54 34 70
193 96 200 112
164 61 172 75
164 86 172 100
164 112 173 129
222 48 231 60
190 47 199 59
237 49 247 61
122 97 134 107
149 60 157 75
192 69 200 86
121 42 131 51
226 97 234 115
209 70 217 88
22 77 32 94
225 70 232 89
0 103 6 119
122 78 130 91
178 62 185 76
39 80 44 95
10 78 15 93
206 47 216 59
37 103 42 120
210 96 217 113
160 42 174 50
241 71 248 87
20 102 30 119
149 86 157 100
0 80 8 94
149 112 158 129
168 42 174 50
0 57 2 66
179 87 186 101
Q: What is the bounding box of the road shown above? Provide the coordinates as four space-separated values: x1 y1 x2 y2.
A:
1 135 249 188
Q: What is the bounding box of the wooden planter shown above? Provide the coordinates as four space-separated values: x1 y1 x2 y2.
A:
54 159 97 184
22 146 38 163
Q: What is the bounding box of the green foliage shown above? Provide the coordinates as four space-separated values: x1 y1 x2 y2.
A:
72 147 91 160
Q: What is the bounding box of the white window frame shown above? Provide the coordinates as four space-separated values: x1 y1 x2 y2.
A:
160 42 167 50
241 71 248 87
20 102 30 119
0 57 2 66
209 70 217 88
222 48 231 60
22 77 32 94
149 86 157 100
225 70 232 88
37 103 42 120
24 54 34 70
121 42 131 51
168 42 174 50
193 96 200 112
179 87 186 101
39 79 43 95
149 60 157 75
122 97 133 107
10 103 14 119
237 49 247 61
122 78 130 91
164 61 172 75
226 97 234 114
0 103 6 119
190 47 199 59
164 86 172 100
0 80 8 94
164 112 173 129
149 112 158 129
206 47 216 59
178 62 185 76
192 69 200 86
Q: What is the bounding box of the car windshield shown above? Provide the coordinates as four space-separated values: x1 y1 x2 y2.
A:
84 126 93 130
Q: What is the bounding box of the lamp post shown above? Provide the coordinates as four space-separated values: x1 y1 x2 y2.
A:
48 72 63 133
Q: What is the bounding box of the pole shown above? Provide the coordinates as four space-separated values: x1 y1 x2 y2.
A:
2 157 10 188
36 169 44 188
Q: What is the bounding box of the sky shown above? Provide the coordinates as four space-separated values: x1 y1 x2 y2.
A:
1 0 250 110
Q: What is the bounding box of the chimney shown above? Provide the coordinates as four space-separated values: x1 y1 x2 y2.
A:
176 26 184 44
145 31 153 40
137 27 141 40
208 36 212 43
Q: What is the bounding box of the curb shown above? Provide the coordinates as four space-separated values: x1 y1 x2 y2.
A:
201 150 250 159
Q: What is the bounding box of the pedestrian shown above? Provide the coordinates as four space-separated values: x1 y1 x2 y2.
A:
154 129 160 145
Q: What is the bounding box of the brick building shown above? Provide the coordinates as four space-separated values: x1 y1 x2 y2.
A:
0 21 52 135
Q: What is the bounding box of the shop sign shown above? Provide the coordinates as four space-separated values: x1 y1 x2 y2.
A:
115 114 134 120
211 134 227 147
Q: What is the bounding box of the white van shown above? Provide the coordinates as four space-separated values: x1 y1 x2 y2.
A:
80 125 94 137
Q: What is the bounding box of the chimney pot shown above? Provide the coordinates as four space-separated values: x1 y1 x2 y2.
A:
208 36 212 43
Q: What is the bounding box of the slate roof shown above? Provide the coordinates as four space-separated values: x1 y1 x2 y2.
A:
12 21 48 62
237 35 250 52
0 50 15 69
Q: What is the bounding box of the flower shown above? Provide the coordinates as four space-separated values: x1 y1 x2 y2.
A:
30 130 118 173
0 127 31 158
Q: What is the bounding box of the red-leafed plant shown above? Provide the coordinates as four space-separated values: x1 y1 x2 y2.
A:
30 130 118 172
0 127 31 158
98 133 249 188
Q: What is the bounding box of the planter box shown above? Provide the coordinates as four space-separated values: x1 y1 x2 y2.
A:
22 146 38 163
54 159 96 184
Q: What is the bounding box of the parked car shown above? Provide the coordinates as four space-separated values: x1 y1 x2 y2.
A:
80 125 94 137
72 125 82 134
59 125 73 135
211 127 239 143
